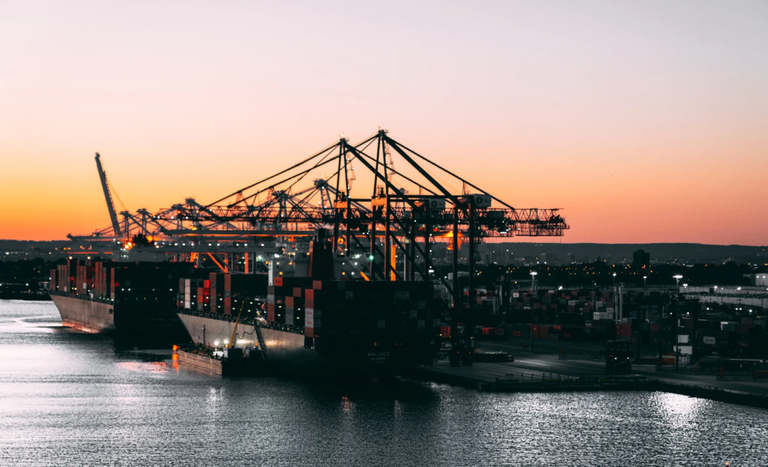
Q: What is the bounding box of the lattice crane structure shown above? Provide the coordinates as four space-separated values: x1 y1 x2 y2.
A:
70 131 568 304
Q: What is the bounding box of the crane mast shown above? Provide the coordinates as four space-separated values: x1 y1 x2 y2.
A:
94 152 122 238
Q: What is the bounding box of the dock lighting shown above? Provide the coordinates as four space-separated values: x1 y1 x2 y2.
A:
612 272 617 287
530 271 537 292
643 276 648 288
368 255 375 261
673 275 683 288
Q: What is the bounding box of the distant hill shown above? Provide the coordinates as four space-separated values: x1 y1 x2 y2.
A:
1 239 765 265
0 240 70 251
478 242 767 265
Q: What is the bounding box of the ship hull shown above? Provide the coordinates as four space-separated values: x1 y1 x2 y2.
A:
51 294 117 334
176 312 435 378
51 293 191 344
177 313 324 375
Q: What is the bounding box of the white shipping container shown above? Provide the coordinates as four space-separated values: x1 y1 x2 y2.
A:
305 308 315 328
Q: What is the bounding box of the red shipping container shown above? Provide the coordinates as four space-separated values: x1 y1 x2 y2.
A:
110 268 115 298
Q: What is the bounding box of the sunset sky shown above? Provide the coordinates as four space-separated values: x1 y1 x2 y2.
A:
1 1 767 244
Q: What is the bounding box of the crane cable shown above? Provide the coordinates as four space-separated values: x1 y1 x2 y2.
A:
109 180 128 213
228 299 247 348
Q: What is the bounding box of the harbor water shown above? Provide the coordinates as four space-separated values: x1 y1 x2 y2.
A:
1 300 765 466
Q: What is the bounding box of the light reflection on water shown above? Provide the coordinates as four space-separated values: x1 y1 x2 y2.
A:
652 392 709 428
1 300 766 466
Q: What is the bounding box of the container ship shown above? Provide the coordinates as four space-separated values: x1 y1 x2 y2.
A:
48 259 194 344
175 239 444 376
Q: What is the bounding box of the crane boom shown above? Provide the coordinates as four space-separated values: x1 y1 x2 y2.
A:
94 152 122 237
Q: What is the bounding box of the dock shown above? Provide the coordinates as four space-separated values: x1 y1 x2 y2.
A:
401 354 768 409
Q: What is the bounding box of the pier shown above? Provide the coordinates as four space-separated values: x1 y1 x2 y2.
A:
402 346 768 409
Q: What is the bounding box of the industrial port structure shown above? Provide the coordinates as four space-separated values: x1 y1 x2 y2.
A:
71 130 568 317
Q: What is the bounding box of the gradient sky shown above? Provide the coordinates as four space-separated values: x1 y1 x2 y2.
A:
1 1 767 244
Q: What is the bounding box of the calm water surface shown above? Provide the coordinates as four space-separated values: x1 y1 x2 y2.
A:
0 300 765 466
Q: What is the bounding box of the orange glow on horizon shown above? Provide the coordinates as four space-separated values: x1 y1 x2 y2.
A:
1 3 766 245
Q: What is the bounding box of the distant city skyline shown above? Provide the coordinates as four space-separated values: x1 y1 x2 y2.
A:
2 1 767 244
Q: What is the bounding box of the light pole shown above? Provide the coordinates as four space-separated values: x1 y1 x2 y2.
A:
672 275 683 372
612 272 617 287
530 271 538 352
643 276 648 289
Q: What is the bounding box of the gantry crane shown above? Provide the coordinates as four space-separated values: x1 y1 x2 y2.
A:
73 131 568 296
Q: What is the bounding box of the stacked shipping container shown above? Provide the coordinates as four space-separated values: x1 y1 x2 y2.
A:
177 272 268 319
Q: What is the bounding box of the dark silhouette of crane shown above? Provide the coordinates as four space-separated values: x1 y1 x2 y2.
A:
94 153 122 238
